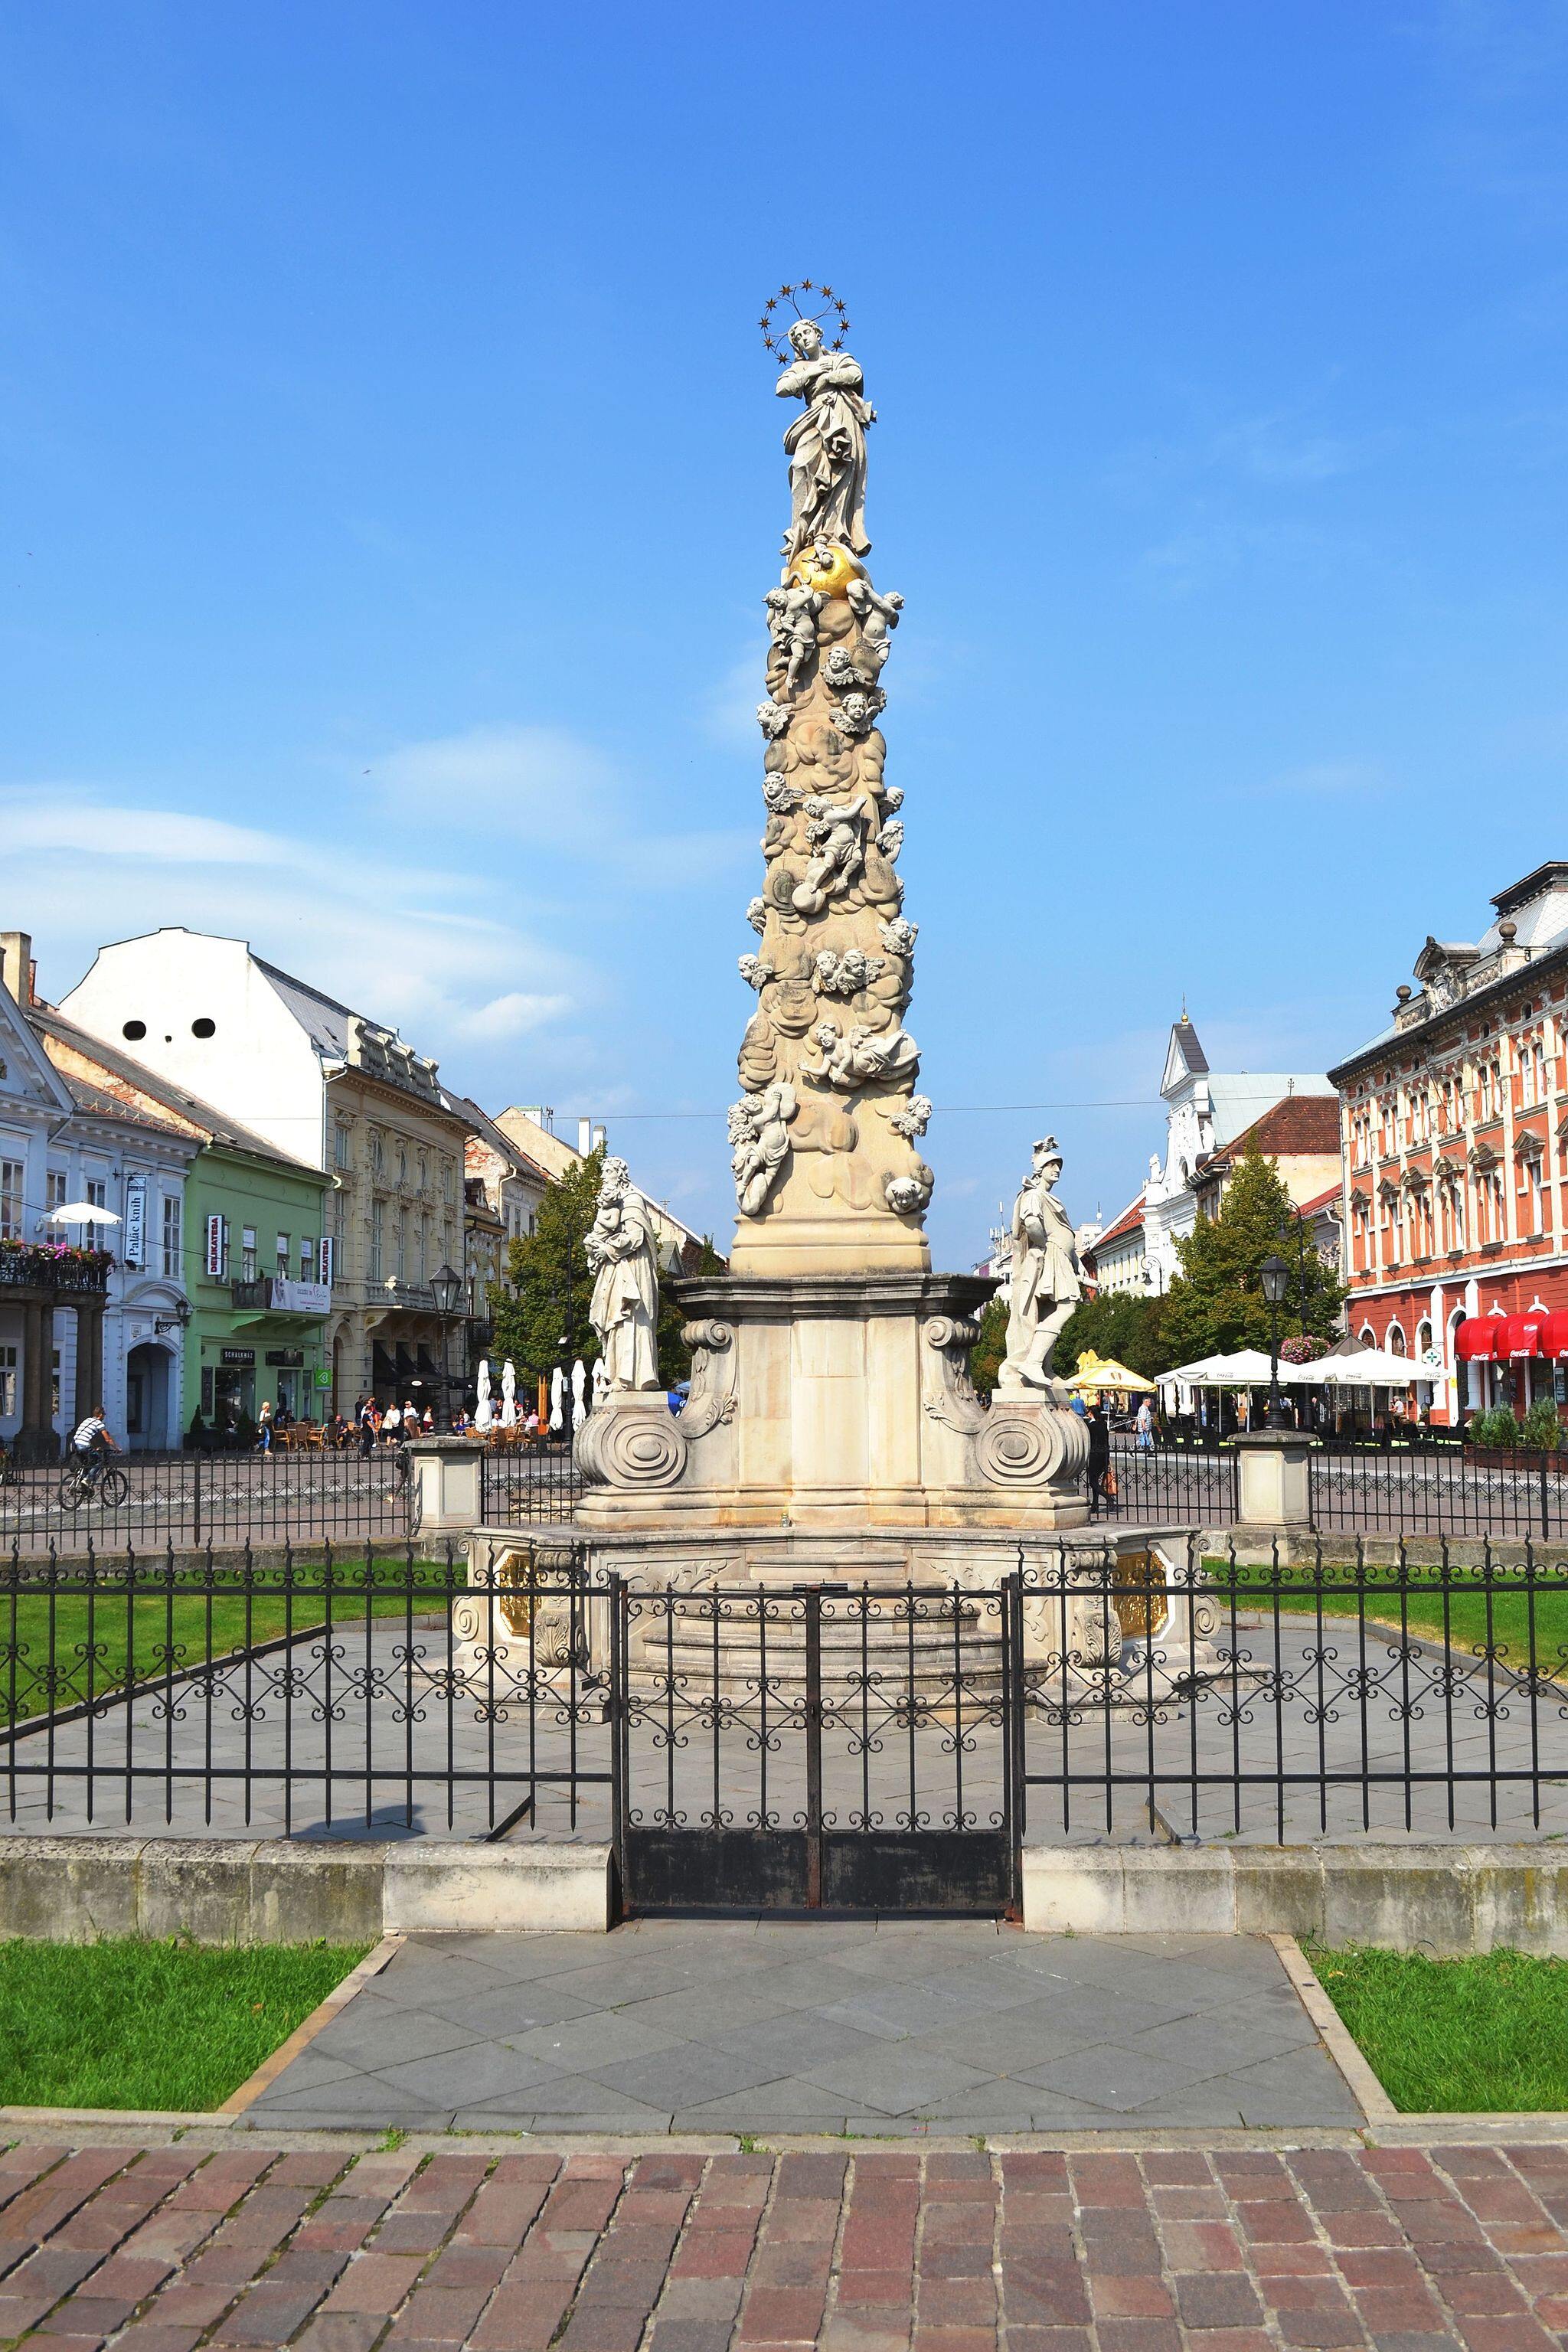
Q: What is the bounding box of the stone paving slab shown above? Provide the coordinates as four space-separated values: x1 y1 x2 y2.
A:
4 2131 1568 2348
242 1922 1365 2135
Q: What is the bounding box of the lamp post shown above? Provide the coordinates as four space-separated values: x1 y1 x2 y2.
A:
430 1261 462 1429
1261 1252 1290 1430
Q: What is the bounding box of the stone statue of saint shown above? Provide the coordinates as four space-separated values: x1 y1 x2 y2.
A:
999 1137 1084 1389
584 1156 662 1392
776 318 874 570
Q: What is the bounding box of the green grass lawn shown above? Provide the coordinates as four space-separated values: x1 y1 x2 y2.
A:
1306 1941 1568 2112
0 1936 371 2110
1207 1560 1568 1676
2 1561 462 1727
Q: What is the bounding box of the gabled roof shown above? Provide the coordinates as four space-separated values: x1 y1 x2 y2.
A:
445 1090 554 1188
1093 1192 1147 1253
28 1001 321 1172
0 979 77 1119
1192 1093 1341 1181
253 956 357 1060
1160 1017 1210 1096
1295 1181 1344 1219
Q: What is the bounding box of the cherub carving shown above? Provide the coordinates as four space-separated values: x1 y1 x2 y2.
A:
888 1093 933 1138
792 795 872 916
879 916 919 959
885 1173 930 1215
814 947 887 998
738 955 776 991
877 818 904 863
756 699 792 740
730 1082 798 1215
763 582 823 704
801 1020 921 1093
746 897 767 936
844 577 903 676
832 689 884 740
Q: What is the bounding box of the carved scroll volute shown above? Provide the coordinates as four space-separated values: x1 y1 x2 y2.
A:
681 1319 738 1440
920 1315 987 1436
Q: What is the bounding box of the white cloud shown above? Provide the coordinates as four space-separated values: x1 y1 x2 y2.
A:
455 991 573 1041
2 792 287 866
368 723 749 887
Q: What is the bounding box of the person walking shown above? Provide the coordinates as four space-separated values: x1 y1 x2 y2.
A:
1135 1396 1154 1452
256 1400 274 1453
1085 1399 1112 1519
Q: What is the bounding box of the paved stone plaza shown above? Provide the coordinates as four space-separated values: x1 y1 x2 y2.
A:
3 2129 1568 2350
5 1609 1565 1846
240 1924 1361 2136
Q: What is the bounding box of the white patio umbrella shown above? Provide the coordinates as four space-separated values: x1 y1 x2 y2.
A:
549 1365 564 1433
1164 1348 1278 1386
570 1359 586 1422
44 1203 121 1227
474 1357 493 1430
1280 1347 1419 1387
499 1359 518 1428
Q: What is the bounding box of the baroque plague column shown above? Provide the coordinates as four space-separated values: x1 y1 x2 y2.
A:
575 290 1088 1568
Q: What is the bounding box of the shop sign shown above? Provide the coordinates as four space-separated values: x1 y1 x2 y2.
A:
123 1174 146 1269
220 1347 255 1366
270 1277 331 1315
266 1348 305 1367
206 1214 227 1277
317 1237 334 1288
313 1366 332 1390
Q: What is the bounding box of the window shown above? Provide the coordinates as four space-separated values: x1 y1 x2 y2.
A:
370 1200 384 1283
443 1161 454 1204
162 1194 181 1280
0 1161 22 1240
276 1232 290 1273
45 1169 67 1213
394 1214 406 1282
122 1020 145 1040
299 1236 314 1278
417 1152 427 1195
334 1123 351 1170
397 1145 407 1187
86 1178 107 1210
370 1132 384 1178
0 1343 15 1417
418 1214 429 1285
241 1226 257 1281
191 1017 216 1038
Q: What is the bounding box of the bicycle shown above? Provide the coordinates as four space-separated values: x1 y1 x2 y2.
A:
57 1451 129 1511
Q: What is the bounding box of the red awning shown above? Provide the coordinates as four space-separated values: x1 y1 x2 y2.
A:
1504 1309 1550 1359
1542 1311 1568 1361
1455 1316 1504 1361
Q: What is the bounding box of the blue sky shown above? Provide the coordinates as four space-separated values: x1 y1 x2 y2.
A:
3 2 1566 1261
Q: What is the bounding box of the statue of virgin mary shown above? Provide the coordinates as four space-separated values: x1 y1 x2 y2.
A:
776 318 874 570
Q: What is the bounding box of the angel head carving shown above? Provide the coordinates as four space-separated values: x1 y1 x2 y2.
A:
738 955 776 991
757 699 792 740
746 897 767 936
879 916 919 958
834 690 884 739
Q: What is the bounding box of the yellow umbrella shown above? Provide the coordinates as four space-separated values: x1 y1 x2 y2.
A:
1064 1350 1157 1396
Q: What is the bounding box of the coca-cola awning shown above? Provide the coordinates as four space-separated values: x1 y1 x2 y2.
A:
1503 1308 1551 1358
1454 1316 1505 1361
1543 1311 1568 1360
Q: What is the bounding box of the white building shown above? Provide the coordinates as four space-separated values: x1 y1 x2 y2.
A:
1 936 196 1454
1141 1018 1336 1292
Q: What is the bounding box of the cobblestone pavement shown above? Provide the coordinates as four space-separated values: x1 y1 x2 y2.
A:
4 2132 1568 2349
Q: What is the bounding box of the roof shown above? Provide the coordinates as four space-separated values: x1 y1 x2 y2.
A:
253 956 357 1060
1295 1181 1344 1219
1332 862 1568 1076
446 1091 554 1189
1093 1192 1146 1253
28 1001 321 1172
1193 1093 1341 1177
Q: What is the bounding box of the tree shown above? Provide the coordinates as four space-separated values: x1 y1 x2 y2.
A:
488 1150 725 1391
488 1148 604 1388
1158 1144 1344 1367
970 1298 1008 1397
1054 1290 1171 1380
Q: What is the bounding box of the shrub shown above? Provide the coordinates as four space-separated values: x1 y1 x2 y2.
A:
1520 1397 1565 1452
1466 1406 1521 1450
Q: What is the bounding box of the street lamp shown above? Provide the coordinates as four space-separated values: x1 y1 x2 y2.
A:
1261 1252 1290 1430
430 1263 462 1427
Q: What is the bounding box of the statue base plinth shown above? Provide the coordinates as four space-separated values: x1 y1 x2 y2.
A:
727 1211 933 1278
571 1272 1089 1570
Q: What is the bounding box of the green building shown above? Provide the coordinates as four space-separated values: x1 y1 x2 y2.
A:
184 1141 334 1436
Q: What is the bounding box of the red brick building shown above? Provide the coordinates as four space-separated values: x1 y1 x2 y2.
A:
1329 861 1568 1424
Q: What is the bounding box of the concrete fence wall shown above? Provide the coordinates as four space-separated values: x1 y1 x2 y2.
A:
0 1838 612 1944
1022 1842 1568 1955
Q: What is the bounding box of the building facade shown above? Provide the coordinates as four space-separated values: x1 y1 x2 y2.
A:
59 929 472 1419
1330 861 1568 1425
1142 1018 1338 1292
494 1105 717 1275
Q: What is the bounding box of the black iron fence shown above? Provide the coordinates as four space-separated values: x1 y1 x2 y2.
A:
4 1536 1566 1879
1099 1437 1238 1527
0 1446 415 1553
1308 1439 1568 1539
478 1444 582 1527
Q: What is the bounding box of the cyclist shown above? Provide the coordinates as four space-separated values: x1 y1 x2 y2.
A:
70 1406 118 1485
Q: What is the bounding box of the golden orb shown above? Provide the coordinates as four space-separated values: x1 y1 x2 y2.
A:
789 542 865 599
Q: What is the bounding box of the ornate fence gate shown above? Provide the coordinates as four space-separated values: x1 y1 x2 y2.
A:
614 1581 1022 1918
